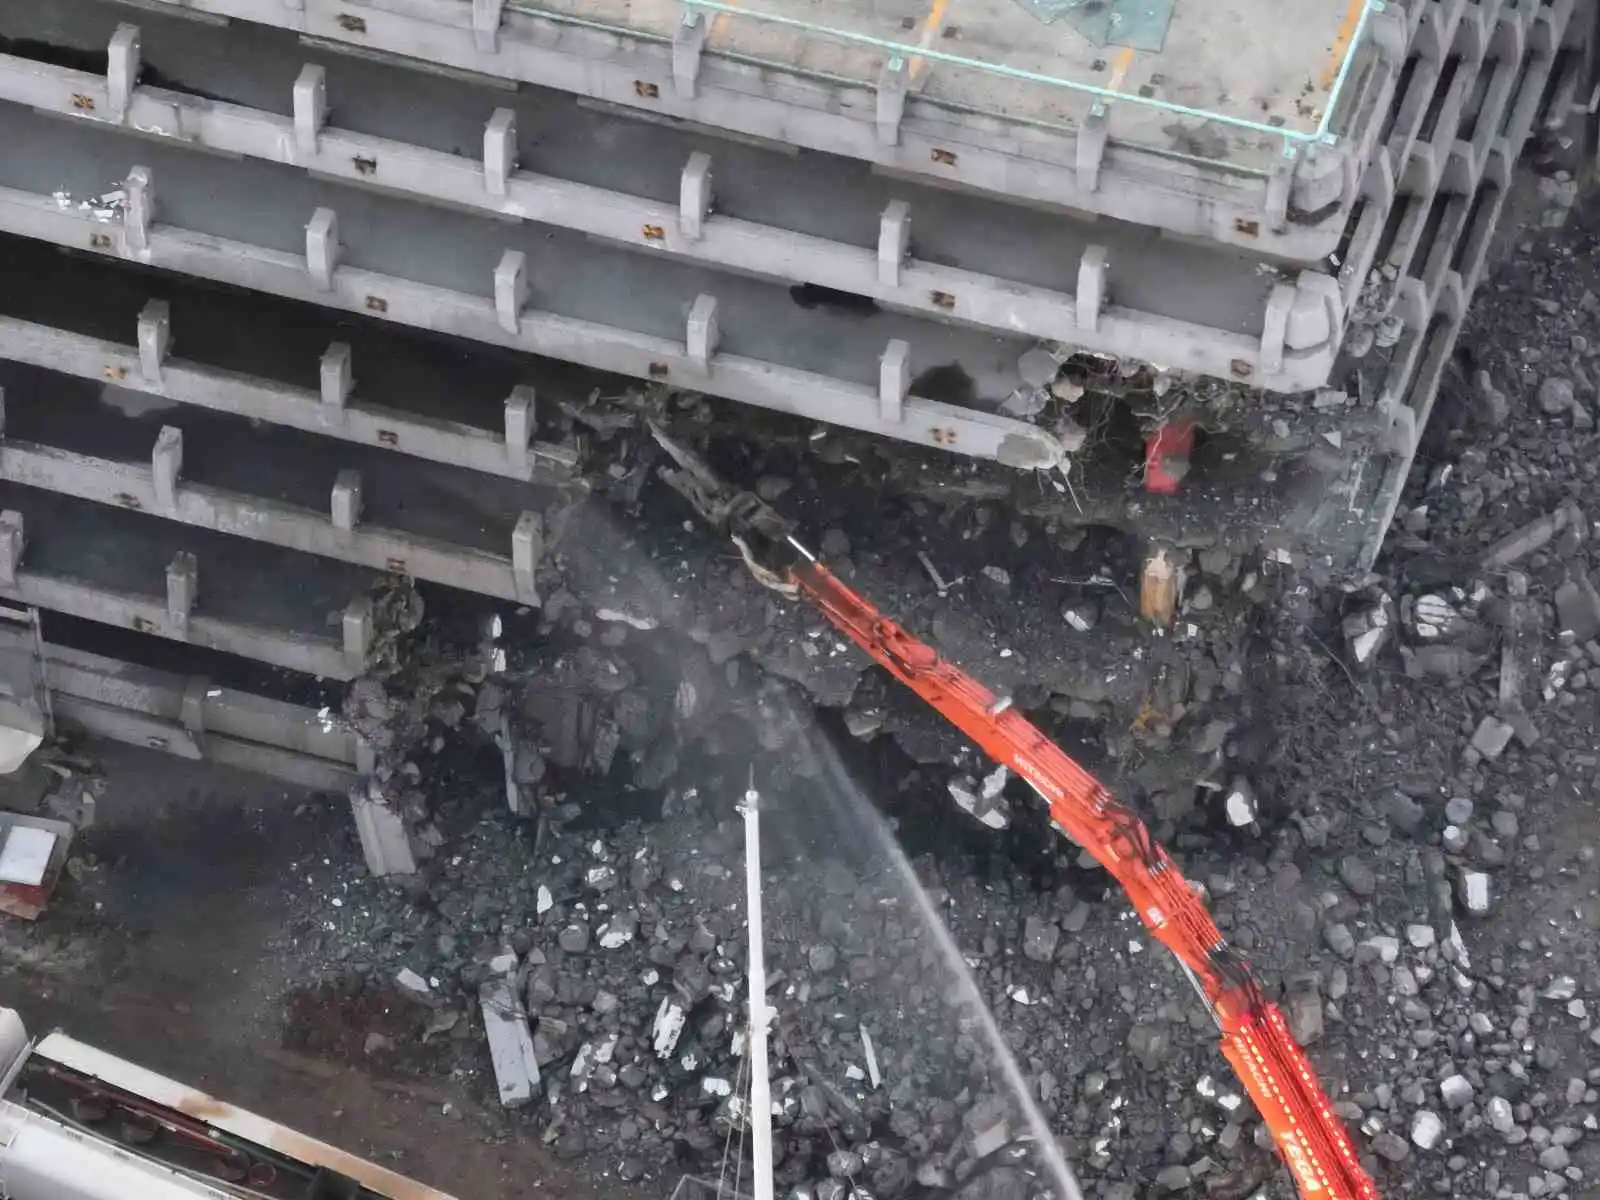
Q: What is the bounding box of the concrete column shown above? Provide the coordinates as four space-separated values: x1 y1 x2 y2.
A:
320 342 353 411
107 24 141 124
124 166 154 254
878 200 911 287
495 250 528 335
484 108 518 197
686 294 719 371
879 339 910 423
350 785 418 876
1076 244 1107 333
0 511 24 587
876 58 908 147
1259 283 1296 376
138 299 171 383
342 595 373 673
306 207 341 291
473 0 506 52
331 469 363 531
152 426 183 512
680 152 712 241
672 8 708 97
512 511 543 603
293 65 327 158
505 386 534 473
1076 104 1108 193
166 551 197 634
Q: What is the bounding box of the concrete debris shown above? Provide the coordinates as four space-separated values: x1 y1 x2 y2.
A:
1554 574 1600 641
1410 1109 1445 1151
1222 777 1257 827
652 997 687 1057
1341 593 1394 668
481 975 541 1108
1020 913 1059 963
1469 715 1515 761
948 766 1010 829
1454 869 1491 915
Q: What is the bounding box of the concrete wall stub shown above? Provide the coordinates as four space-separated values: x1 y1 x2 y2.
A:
180 676 208 741
124 166 154 255
512 511 543 604
473 0 506 52
495 250 528 335
331 469 363 531
166 551 197 633
876 58 909 147
680 152 712 241
1076 105 1109 193
342 595 373 673
0 386 5 439
1077 245 1108 333
686 294 719 371
107 24 141 124
878 201 911 287
484 108 518 197
293 64 328 158
320 342 353 411
879 339 910 423
305 207 341 291
0 511 23 588
138 299 171 383
672 8 708 98
505 386 534 473
152 426 183 512
351 785 418 877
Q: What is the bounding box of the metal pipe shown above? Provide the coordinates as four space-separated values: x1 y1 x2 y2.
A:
739 778 775 1200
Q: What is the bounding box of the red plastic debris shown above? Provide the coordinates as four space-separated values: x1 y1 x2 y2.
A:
1143 419 1196 495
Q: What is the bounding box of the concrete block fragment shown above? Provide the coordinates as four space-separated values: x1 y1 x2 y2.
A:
1077 245 1107 332
672 9 707 98
878 200 910 287
0 511 24 587
320 342 353 410
513 511 543 603
879 339 910 423
342 596 373 673
293 64 327 158
875 58 908 147
473 0 506 52
331 469 363 531
107 24 140 123
1076 104 1108 192
480 975 540 1107
152 426 182 512
484 108 518 197
686 294 719 371
680 152 712 241
124 166 154 254
495 250 528 335
305 207 341 291
350 786 417 876
165 551 197 631
137 299 170 383
505 386 534 473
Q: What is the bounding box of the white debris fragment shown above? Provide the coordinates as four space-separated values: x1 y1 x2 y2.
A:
653 997 687 1057
480 976 540 1108
845 1064 866 1082
1543 976 1578 1001
1008 986 1032 1005
1223 777 1257 827
488 950 519 976
1456 870 1491 915
859 1025 882 1088
395 968 433 1002
537 885 553 914
1410 1109 1444 1150
595 607 659 631
702 1076 733 1097
949 771 1010 829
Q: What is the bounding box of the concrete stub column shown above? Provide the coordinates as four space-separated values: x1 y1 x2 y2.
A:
350 784 419 877
0 386 6 439
107 24 141 124
342 595 373 673
876 57 908 147
138 299 171 383
0 511 24 587
166 551 197 635
879 339 910 424
1076 244 1108 333
505 386 534 474
1266 155 1294 233
473 0 506 52
152 426 183 512
180 677 207 743
331 469 363 531
1076 104 1109 194
320 342 353 411
495 250 528 335
124 166 154 254
293 65 327 158
306 208 341 291
484 108 518 197
1259 283 1297 376
878 200 911 287
686 294 719 371
680 152 712 241
512 511 543 603
672 8 707 97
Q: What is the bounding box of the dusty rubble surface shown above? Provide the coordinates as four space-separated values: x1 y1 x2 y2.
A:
2 155 1600 1200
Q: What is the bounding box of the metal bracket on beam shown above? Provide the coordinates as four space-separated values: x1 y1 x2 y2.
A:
124 166 154 254
331 469 363 531
294 64 327 158
153 426 183 512
878 200 911 287
306 207 341 291
879 339 910 423
512 511 543 604
0 511 24 587
320 342 353 411
108 24 141 124
343 595 373 673
673 8 708 98
876 57 909 147
505 385 535 474
485 108 518 197
686 294 719 371
1076 103 1109 193
1076 244 1107 333
680 152 712 241
495 250 529 335
473 0 506 52
138 299 171 383
166 551 197 635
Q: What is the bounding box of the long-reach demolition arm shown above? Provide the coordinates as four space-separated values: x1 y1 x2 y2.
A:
650 426 1378 1200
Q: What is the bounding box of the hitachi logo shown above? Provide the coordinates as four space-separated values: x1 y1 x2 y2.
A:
1278 1132 1325 1193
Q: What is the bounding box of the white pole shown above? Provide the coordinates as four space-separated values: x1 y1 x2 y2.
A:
740 780 775 1200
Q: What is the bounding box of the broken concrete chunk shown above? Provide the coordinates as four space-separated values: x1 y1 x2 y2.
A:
1555 575 1600 641
1410 1109 1444 1150
395 967 435 1005
480 975 540 1108
1021 913 1060 963
1454 869 1491 915
558 922 591 953
652 997 687 1057
1469 715 1514 761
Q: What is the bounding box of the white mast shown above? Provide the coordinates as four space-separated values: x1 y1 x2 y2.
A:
739 777 775 1200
